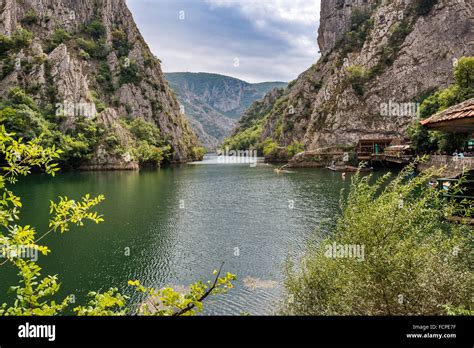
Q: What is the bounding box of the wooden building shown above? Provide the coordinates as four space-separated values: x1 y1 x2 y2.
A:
420 98 474 132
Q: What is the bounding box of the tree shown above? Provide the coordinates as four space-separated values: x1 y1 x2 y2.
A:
282 162 472 315
408 56 474 153
0 127 235 315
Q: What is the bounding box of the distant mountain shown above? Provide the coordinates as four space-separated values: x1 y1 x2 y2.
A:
165 72 287 149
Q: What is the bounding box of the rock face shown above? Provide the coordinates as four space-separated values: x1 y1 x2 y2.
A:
0 0 201 165
165 72 287 149
231 0 473 155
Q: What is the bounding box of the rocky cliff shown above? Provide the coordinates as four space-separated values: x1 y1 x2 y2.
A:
166 72 286 149
228 0 472 155
0 0 201 168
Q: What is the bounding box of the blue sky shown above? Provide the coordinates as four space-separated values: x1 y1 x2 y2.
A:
126 0 321 83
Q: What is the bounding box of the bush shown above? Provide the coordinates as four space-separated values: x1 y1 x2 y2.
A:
192 146 207 159
119 59 142 85
84 20 106 40
21 9 38 26
346 65 368 96
11 27 33 49
454 56 474 90
222 123 263 152
262 138 279 156
287 141 304 158
121 117 172 165
76 38 109 59
335 9 373 55
96 62 115 92
0 35 13 58
44 29 71 53
282 164 472 315
1 57 15 79
111 28 133 57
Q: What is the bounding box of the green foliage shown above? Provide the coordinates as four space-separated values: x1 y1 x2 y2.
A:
222 123 263 152
44 29 72 53
454 56 474 90
0 57 15 79
121 117 171 166
409 57 474 153
286 141 304 158
369 17 414 79
11 27 33 49
0 27 33 58
335 9 373 56
84 20 106 40
119 59 142 86
0 88 104 168
21 9 39 26
262 138 279 156
76 37 109 59
192 146 207 160
283 163 472 315
111 28 133 58
0 131 235 316
129 269 236 316
0 35 13 58
96 62 115 93
346 65 369 96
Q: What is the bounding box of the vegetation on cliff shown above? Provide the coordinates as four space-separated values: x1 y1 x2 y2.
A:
0 87 176 169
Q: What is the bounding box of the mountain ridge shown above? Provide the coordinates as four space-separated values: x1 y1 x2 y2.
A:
165 72 287 149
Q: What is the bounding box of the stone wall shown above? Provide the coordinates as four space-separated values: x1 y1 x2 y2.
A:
417 155 474 178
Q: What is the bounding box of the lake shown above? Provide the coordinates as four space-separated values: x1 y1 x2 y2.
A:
0 155 354 315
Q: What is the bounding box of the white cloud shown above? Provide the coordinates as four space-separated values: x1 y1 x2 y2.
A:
206 0 320 58
206 0 320 25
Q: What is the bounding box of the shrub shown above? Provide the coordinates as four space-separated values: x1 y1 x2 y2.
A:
262 138 279 156
84 19 106 40
44 29 71 53
21 9 38 26
119 59 142 85
192 146 207 159
282 164 472 315
111 28 132 57
11 27 33 49
96 62 115 92
1 57 15 78
346 65 368 96
0 35 13 58
335 9 373 55
454 56 474 91
76 37 109 59
286 141 304 158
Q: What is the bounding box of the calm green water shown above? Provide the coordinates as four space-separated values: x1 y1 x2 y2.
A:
1 155 354 315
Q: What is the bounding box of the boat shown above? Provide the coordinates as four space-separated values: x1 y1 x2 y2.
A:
326 165 373 172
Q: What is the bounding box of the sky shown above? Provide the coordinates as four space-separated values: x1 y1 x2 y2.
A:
126 0 321 83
